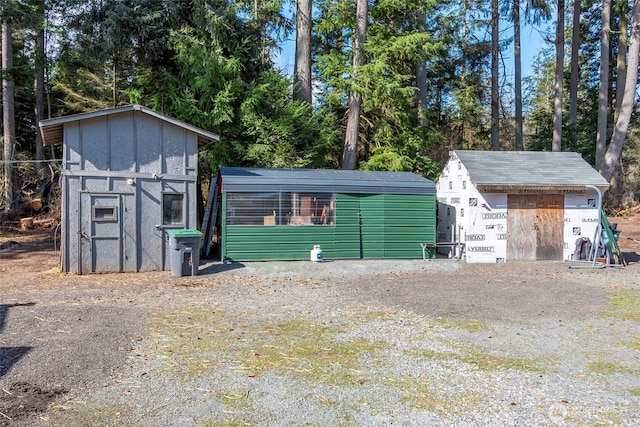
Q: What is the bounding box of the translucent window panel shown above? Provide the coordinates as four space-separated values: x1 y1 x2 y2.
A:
291 193 335 225
226 192 335 226
226 192 281 226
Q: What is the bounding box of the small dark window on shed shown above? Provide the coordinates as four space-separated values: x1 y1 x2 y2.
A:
462 181 466 189
448 181 452 190
163 193 184 225
93 206 116 221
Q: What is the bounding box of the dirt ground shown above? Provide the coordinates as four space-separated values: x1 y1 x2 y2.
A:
1 217 640 425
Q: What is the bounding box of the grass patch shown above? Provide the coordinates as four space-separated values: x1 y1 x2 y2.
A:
47 404 135 427
212 389 252 410
460 349 541 372
197 420 251 427
406 345 542 373
385 376 480 415
238 319 386 385
434 317 490 332
586 360 634 375
631 388 640 397
147 308 386 385
347 309 397 322
148 308 236 377
605 290 640 321
617 335 640 350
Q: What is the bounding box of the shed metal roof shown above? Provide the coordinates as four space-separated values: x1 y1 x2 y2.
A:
453 150 609 191
39 104 220 147
219 167 436 195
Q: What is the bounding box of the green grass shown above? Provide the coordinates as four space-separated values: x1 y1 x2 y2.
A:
197 420 251 427
347 309 397 322
434 317 491 332
586 360 634 375
148 308 386 385
617 336 640 350
605 290 640 321
46 404 136 427
211 389 252 410
405 344 542 373
384 376 480 415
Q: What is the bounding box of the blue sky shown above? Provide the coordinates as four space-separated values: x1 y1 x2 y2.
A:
274 25 548 81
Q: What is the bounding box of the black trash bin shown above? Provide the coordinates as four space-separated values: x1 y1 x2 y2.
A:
167 229 203 277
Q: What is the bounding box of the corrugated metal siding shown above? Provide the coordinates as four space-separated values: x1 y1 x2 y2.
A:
221 193 436 261
382 195 436 258
360 196 385 258
224 227 338 261
334 194 362 259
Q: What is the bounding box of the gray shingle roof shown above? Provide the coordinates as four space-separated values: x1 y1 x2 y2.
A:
219 167 436 195
453 150 609 190
39 104 220 147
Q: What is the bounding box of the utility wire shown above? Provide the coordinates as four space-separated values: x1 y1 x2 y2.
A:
0 159 62 164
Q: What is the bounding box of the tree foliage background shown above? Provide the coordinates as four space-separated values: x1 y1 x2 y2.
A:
2 0 640 212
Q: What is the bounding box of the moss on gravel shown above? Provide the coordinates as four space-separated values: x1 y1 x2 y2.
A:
405 344 543 373
605 290 640 321
148 308 386 385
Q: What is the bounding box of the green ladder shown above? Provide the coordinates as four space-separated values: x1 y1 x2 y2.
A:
600 212 626 266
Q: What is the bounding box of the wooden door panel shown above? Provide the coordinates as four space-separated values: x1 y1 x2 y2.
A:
536 194 564 260
507 195 537 260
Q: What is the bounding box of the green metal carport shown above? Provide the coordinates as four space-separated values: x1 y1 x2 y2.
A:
216 167 436 262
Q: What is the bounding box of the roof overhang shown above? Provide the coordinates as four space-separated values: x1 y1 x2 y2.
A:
474 183 610 193
219 167 436 196
39 104 220 147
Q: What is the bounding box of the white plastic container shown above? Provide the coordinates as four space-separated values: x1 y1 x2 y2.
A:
310 245 323 262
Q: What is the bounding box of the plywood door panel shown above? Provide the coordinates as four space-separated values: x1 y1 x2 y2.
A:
535 194 564 260
507 195 537 260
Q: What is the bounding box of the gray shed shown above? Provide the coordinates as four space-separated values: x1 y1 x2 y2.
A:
40 105 219 274
437 150 610 263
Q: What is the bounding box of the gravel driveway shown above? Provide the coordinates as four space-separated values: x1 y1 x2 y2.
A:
1 253 640 426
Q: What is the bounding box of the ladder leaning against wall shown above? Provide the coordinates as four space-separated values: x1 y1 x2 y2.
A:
200 175 219 257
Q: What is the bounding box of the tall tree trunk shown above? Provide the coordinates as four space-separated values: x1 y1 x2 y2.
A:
491 0 500 151
341 0 368 170
514 0 523 151
614 0 628 122
460 0 468 149
294 0 312 103
415 10 428 128
600 0 640 182
568 0 581 148
552 0 564 152
2 22 16 212
596 0 612 168
35 7 46 172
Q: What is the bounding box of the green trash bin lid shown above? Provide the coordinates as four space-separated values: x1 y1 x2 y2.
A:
166 229 203 238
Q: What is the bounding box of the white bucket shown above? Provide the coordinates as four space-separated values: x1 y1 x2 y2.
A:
310 245 323 262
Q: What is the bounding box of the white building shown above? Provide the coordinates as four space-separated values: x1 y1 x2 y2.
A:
436 150 610 263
